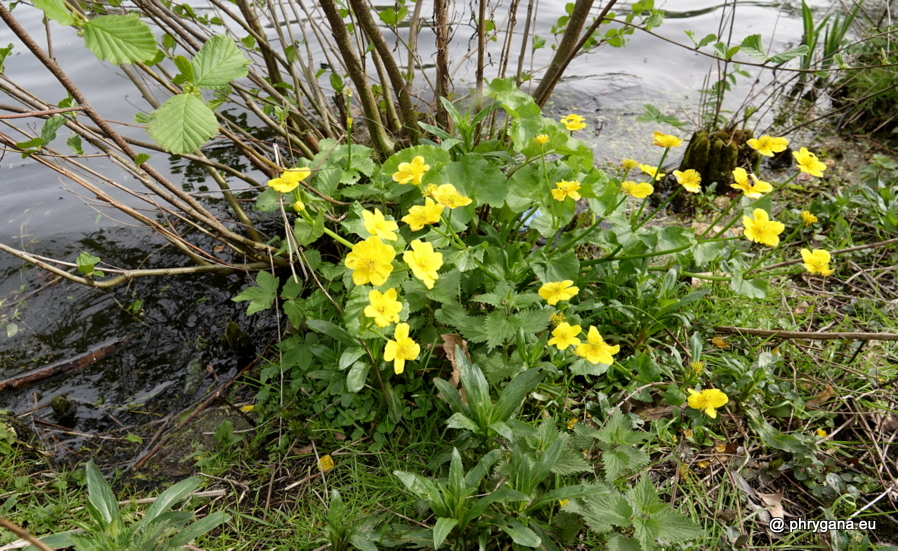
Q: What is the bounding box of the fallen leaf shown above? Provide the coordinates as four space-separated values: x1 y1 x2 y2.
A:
293 444 314 455
440 333 468 389
806 385 834 409
334 431 347 441
715 443 727 453
318 454 334 472
213 245 225 253
239 404 254 413
711 336 728 348
636 405 675 420
758 490 785 518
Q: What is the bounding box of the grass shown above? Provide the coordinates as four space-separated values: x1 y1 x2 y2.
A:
3 145 898 550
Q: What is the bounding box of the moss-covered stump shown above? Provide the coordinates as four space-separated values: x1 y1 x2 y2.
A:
679 128 761 191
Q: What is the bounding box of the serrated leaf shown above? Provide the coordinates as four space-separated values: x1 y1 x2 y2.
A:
484 311 520 350
633 515 661 551
283 299 305 328
740 34 767 62
517 309 552 333
82 14 158 65
551 447 593 475
147 94 218 155
435 303 489 343
33 0 75 26
192 35 250 90
66 135 84 155
653 508 703 543
583 492 632 530
627 476 663 516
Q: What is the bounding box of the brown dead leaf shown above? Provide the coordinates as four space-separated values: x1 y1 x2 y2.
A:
440 334 468 389
758 490 785 518
333 431 347 441
636 405 675 420
293 444 314 455
806 385 834 409
213 245 225 253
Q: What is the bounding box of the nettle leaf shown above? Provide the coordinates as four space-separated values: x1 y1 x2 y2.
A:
82 14 158 65
484 311 520 351
191 35 250 90
33 0 75 26
147 94 219 155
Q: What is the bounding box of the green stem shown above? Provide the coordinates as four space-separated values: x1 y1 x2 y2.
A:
540 152 559 230
322 227 354 249
631 147 669 228
633 187 682 231
546 197 626 259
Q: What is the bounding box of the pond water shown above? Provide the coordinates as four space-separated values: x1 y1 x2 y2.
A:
0 0 838 457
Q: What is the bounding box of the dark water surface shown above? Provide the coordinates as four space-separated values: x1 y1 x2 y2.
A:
0 0 837 453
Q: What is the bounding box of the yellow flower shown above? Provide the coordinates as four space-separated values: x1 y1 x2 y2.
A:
687 388 729 418
432 184 473 209
551 180 581 202
730 168 773 199
793 147 827 177
345 236 395 286
548 322 581 350
639 163 665 180
711 336 728 349
558 499 569 508
800 249 835 276
293 201 306 212
403 239 443 289
817 429 828 438
318 454 335 472
746 135 789 157
620 158 638 171
690 361 705 375
402 198 444 231
652 131 683 148
535 134 550 145
362 208 399 241
538 280 579 306
384 322 420 374
671 169 701 193
364 288 403 328
421 183 439 199
742 208 785 247
801 211 818 227
347 117 354 127
574 326 620 365
567 418 578 430
560 113 586 131
549 312 566 327
267 167 311 193
392 156 430 185
621 180 654 199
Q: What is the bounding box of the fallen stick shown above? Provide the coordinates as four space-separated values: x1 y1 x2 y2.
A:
0 336 133 393
713 326 898 341
0 518 53 551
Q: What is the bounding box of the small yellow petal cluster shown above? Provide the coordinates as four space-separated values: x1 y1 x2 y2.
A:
742 208 785 247
402 198 444 231
801 249 834 276
801 211 818 227
433 184 473 209
673 169 702 193
639 164 665 180
551 180 581 202
689 361 705 375
549 311 566 327
384 323 420 374
538 280 579 306
747 135 789 157
817 429 828 438
364 288 403 327
392 156 431 185
268 167 311 193
560 113 586 131
620 158 638 171
421 183 439 199
574 326 620 365
345 236 395 286
549 322 581 350
404 239 443 289
293 201 306 212
730 168 773 199
621 181 654 199
652 131 683 148
793 148 827 177
687 388 729 418
362 208 399 241
535 134 550 145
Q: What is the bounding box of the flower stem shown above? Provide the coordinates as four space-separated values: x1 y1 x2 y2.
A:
747 225 803 272
322 227 354 249
631 147 669 229
633 187 682 231
707 172 798 240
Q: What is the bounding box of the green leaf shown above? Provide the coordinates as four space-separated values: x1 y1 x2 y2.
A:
550 446 594 475
232 271 278 315
294 212 325 246
569 358 610 377
633 515 662 551
528 484 608 513
483 311 520 350
283 299 305 329
346 362 369 392
435 302 488 343
174 55 195 83
446 412 480 433
627 476 663 515
740 34 767 62
455 344 492 427
517 309 552 334
394 471 447 512
82 14 158 65
493 368 543 423
767 45 810 64
635 104 684 128
85 461 119 525
339 347 365 370
500 519 541 547
583 492 632 530
143 476 201 524
692 240 725 267
192 35 250 90
305 320 358 347
134 153 150 165
40 114 66 145
147 93 219 155
76 252 101 275
444 154 508 208
254 188 280 212
433 517 458 549
653 508 703 544
66 135 84 155
33 0 75 26
730 272 768 298
166 511 230 548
